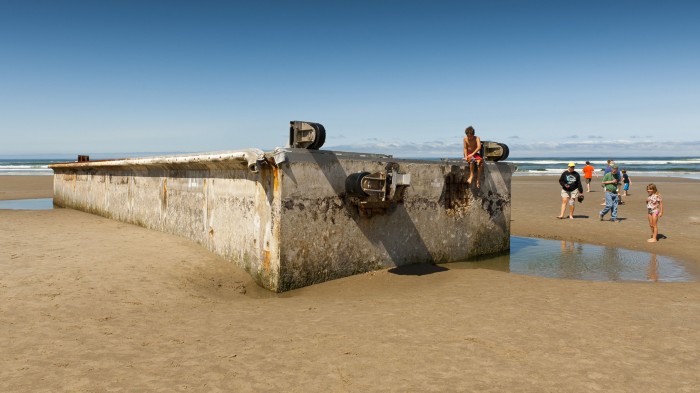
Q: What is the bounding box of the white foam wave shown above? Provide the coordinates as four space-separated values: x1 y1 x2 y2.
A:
0 165 50 170
0 168 54 175
515 169 700 180
511 158 700 165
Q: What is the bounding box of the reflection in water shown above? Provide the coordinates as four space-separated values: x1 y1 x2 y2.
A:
648 254 658 282
558 240 586 280
602 245 622 282
446 237 696 283
0 198 54 210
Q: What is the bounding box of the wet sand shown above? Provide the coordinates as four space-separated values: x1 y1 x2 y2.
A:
0 175 53 201
2 175 700 392
512 176 700 263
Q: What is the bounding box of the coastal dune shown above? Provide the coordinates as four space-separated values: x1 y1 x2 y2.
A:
2 175 700 391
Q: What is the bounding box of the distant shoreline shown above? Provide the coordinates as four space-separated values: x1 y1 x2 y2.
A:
4 155 700 179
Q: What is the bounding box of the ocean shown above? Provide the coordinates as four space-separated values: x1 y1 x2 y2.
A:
0 158 62 176
2 156 700 180
511 157 700 180
0 153 162 176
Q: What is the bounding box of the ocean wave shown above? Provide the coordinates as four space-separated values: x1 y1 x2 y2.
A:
0 165 50 170
514 169 700 180
511 158 700 166
0 168 54 175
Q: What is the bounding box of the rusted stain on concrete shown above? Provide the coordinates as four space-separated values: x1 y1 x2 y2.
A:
263 250 271 274
161 178 168 211
440 166 472 214
273 166 279 193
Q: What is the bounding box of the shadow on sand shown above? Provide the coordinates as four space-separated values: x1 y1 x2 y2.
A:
388 264 449 276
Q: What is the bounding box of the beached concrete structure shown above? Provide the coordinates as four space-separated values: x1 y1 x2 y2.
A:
51 144 514 292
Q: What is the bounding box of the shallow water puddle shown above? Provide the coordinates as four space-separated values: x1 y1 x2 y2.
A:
446 236 697 282
0 198 54 210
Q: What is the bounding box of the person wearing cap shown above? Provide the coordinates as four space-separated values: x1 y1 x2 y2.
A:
600 159 620 205
557 162 584 219
600 165 621 222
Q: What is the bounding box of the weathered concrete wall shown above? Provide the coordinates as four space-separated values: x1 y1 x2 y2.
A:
51 149 513 292
274 149 512 291
52 151 282 290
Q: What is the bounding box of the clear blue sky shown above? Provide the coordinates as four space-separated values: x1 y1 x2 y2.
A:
2 1 699 158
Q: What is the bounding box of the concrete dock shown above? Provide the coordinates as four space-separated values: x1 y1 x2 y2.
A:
51 147 514 292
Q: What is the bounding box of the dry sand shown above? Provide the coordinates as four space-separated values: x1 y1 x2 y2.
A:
2 175 700 392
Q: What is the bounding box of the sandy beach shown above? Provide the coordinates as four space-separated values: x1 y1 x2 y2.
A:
0 176 53 201
2 174 700 392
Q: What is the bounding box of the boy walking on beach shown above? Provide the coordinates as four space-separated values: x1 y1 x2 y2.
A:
557 162 583 219
621 169 631 196
463 126 483 188
600 165 620 222
582 161 596 192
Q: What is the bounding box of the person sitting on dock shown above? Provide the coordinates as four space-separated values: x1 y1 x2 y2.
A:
463 126 483 187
